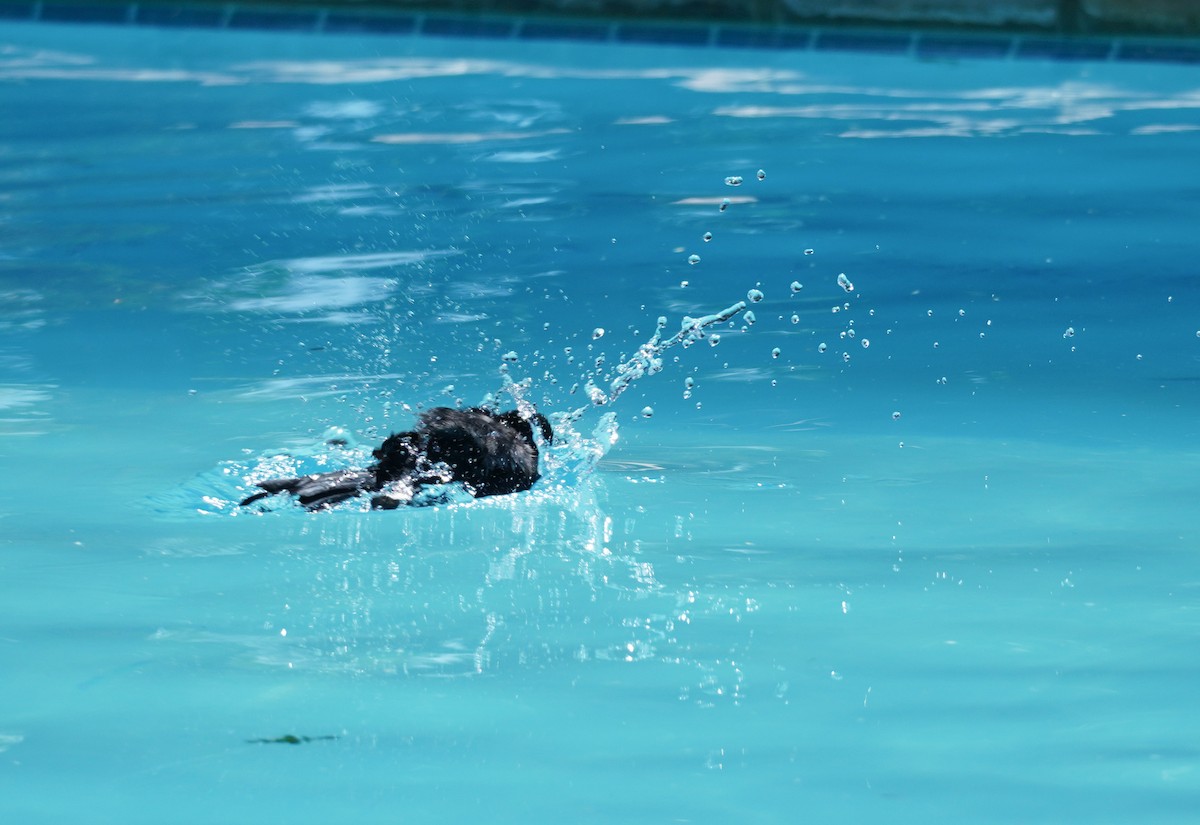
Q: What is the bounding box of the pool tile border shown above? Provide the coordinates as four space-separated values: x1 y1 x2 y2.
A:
3 1 1200 65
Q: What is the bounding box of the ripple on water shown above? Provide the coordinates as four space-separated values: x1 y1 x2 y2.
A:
0 384 55 435
191 250 464 319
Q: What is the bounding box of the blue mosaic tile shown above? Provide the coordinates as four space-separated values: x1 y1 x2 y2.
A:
716 26 813 50
1116 41 1200 64
0 2 35 20
917 35 1012 59
616 23 711 46
421 16 515 39
135 4 223 28
40 2 131 23
1017 37 1112 61
519 20 611 42
323 12 417 35
814 30 911 53
226 8 318 32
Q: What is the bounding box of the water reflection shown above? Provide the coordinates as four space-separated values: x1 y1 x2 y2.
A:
0 288 52 435
265 489 642 677
8 40 1200 140
168 480 750 709
194 249 461 322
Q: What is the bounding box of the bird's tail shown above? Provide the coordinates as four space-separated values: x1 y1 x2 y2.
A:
239 468 377 510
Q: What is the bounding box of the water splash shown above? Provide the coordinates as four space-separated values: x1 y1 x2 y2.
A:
563 300 747 422
160 289 744 518
159 401 620 517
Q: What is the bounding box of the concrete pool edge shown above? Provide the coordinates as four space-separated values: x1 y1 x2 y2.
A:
1 1 1199 64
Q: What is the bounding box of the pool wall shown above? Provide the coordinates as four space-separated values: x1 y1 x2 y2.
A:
2 0 1199 62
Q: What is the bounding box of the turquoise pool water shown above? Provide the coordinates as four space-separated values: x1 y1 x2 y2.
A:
2 18 1199 823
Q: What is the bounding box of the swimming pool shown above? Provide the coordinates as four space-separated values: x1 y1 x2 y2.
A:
2 14 1199 823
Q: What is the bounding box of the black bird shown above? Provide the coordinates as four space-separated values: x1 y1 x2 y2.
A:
239 407 553 511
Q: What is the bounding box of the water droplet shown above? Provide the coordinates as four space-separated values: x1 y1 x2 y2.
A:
861 339 870 349
744 310 757 326
679 280 689 288
719 198 730 212
958 309 966 317
842 352 851 363
703 231 713 242
688 254 701 265
790 280 803 293
502 350 518 362
592 328 605 340
927 309 934 317
837 273 854 293
818 343 827 353
724 175 743 186
892 411 901 421
709 334 721 347
756 169 766 181
1063 326 1075 338
747 289 764 303
803 248 814 256
1136 353 1143 361
641 406 654 418
771 347 781 359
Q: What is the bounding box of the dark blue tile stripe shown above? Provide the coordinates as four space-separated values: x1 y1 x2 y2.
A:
1017 37 1113 61
227 9 318 32
519 20 611 42
617 22 710 46
3 2 1199 67
1116 41 1200 63
716 27 813 50
815 30 912 53
918 35 1012 58
421 15 515 39
136 4 224 27
324 12 417 35
40 2 129 22
0 1 35 19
